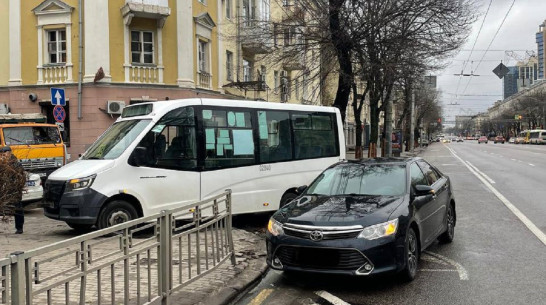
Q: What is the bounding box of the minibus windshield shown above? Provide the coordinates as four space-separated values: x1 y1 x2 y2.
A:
83 119 151 160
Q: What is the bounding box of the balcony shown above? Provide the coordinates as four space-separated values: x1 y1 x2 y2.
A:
196 71 212 89
125 65 164 84
37 64 73 84
121 0 170 27
282 50 305 71
241 22 273 55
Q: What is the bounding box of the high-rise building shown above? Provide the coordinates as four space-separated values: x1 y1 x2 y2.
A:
516 56 539 91
503 66 518 99
536 21 546 79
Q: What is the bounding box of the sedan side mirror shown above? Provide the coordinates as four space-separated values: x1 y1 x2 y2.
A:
131 147 148 167
414 185 435 197
296 185 307 194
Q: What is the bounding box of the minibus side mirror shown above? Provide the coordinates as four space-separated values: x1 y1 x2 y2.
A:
61 131 68 142
296 185 307 194
131 147 147 167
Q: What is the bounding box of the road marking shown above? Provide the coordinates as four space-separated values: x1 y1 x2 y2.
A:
441 164 457 166
466 161 495 184
315 291 351 305
249 289 274 305
511 159 516 161
422 251 469 280
529 163 535 167
446 146 546 246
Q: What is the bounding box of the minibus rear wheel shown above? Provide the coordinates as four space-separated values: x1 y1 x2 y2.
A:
97 200 138 230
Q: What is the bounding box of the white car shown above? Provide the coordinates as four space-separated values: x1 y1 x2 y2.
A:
22 173 43 206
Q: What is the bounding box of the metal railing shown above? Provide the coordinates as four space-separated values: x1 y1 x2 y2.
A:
1 190 235 305
196 72 212 89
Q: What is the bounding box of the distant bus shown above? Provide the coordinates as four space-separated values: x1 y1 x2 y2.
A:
43 99 346 230
528 129 546 144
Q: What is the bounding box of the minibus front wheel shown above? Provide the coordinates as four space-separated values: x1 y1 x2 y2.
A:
97 200 138 230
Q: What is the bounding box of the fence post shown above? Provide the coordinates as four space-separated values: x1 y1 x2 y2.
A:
225 189 236 265
159 210 172 305
9 252 25 305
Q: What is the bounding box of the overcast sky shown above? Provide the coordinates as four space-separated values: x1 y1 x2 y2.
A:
436 0 546 124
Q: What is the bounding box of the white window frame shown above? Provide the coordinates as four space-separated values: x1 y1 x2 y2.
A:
226 50 233 81
131 30 155 65
46 29 67 65
198 39 209 73
243 59 253 82
226 0 232 19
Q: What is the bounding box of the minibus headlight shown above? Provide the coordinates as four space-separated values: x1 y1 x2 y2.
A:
66 175 96 191
267 218 284 236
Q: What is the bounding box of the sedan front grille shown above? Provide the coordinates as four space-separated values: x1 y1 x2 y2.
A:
275 246 368 270
283 223 363 240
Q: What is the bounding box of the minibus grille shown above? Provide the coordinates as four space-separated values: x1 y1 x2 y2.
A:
43 180 66 208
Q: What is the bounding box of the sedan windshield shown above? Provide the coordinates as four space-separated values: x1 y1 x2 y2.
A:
306 164 406 196
83 120 151 160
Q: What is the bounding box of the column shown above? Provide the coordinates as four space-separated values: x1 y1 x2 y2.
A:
37 26 43 84
8 0 22 86
177 0 194 87
84 0 111 82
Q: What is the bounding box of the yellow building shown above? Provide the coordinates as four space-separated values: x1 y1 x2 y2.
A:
0 0 336 157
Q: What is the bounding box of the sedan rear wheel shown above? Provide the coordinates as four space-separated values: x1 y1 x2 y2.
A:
401 227 419 282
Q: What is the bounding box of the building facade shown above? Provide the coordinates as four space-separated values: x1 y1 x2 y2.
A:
537 20 545 79
503 66 518 99
0 0 337 158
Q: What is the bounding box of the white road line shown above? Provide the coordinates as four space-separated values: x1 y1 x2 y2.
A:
423 251 469 280
529 164 535 167
466 161 495 184
511 159 516 161
446 147 546 246
315 291 351 305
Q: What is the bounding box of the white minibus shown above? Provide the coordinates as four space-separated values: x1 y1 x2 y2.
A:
43 99 346 230
528 129 546 144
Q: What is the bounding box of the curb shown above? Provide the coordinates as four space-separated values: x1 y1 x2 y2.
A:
198 258 269 305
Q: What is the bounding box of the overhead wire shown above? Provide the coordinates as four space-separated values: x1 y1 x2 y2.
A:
459 0 517 99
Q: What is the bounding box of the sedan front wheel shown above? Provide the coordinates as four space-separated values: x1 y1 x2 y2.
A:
401 227 419 281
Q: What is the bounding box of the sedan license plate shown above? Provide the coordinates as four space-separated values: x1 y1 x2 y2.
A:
26 181 36 187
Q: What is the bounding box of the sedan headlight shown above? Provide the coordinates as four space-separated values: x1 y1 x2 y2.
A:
66 175 96 191
267 218 284 236
358 218 398 240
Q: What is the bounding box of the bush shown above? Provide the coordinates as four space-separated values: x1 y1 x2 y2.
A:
0 154 26 220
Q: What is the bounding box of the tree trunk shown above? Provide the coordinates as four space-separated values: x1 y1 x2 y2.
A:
352 83 363 159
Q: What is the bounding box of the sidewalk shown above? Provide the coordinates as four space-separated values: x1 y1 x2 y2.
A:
0 209 268 305
345 146 425 160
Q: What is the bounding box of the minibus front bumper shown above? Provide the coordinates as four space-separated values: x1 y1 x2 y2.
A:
43 180 107 225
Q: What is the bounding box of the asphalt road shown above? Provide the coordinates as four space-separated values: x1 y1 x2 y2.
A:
232 141 546 305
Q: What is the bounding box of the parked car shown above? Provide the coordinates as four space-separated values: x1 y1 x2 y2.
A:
266 158 456 281
456 137 464 142
419 138 429 147
478 136 488 144
22 173 43 207
494 136 505 144
509 137 515 144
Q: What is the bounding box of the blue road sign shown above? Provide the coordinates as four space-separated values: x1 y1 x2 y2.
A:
50 88 66 106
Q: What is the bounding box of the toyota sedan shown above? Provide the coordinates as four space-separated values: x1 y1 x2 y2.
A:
266 157 456 281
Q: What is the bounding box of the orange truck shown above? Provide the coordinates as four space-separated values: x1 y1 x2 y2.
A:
0 113 67 180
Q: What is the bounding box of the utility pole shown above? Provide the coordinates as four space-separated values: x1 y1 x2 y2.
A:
385 99 393 157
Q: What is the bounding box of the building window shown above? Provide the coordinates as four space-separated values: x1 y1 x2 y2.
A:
280 70 290 102
198 0 206 4
47 30 67 64
283 0 290 7
274 71 279 93
226 51 233 81
295 78 299 100
243 59 253 82
226 0 232 19
131 31 154 64
198 40 209 72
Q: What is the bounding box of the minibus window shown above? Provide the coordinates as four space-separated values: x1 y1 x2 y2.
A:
132 107 198 170
83 120 150 160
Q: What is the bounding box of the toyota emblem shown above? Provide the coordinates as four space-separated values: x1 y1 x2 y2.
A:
309 230 324 241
